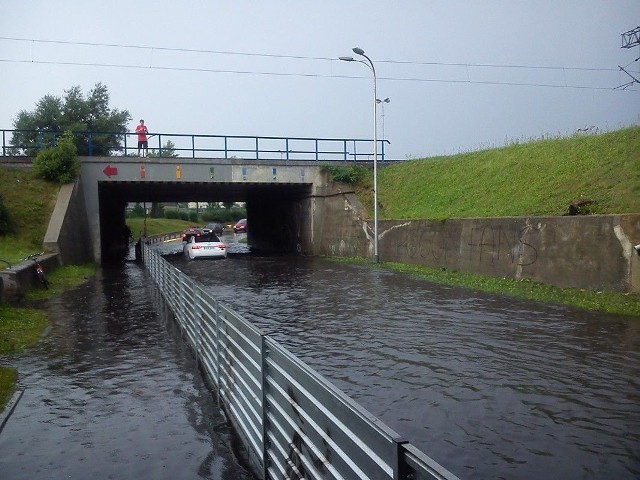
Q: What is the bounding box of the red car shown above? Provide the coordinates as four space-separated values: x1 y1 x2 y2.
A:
233 218 247 233
181 226 203 242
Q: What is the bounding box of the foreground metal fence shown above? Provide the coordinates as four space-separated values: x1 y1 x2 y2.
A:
142 242 459 480
1 128 391 162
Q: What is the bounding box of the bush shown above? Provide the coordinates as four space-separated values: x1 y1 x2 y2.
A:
188 212 199 222
32 131 79 183
0 194 12 234
165 210 190 221
320 164 369 185
201 206 246 223
128 203 145 218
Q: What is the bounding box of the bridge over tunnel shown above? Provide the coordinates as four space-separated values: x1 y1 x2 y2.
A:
98 180 314 263
70 157 346 264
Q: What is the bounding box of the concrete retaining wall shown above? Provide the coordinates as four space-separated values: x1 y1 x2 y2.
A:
316 189 640 294
0 254 60 301
43 180 93 265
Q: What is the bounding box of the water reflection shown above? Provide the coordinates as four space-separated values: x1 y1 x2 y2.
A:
0 264 255 480
168 251 640 480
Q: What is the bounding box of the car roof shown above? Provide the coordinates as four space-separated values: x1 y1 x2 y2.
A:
195 234 221 242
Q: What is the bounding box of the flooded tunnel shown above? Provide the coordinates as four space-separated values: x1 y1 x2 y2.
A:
97 180 314 263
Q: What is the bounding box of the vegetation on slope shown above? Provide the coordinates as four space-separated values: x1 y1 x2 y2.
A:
0 168 59 264
376 127 640 220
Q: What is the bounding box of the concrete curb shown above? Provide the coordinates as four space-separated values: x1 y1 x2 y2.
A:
0 387 25 435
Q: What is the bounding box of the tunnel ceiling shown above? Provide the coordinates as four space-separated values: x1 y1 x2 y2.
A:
98 181 312 203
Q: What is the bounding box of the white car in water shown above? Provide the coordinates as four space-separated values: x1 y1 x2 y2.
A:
183 233 227 260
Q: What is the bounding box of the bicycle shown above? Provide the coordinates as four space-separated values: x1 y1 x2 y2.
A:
24 252 49 289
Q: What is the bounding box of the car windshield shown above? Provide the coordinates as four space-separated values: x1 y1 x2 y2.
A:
195 234 220 243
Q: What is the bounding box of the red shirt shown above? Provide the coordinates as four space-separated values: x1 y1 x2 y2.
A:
136 123 148 142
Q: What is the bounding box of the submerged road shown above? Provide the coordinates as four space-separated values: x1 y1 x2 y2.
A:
1 233 639 480
166 235 640 480
0 263 256 480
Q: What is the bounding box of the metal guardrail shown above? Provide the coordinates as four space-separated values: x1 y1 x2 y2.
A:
142 241 460 480
1 129 392 162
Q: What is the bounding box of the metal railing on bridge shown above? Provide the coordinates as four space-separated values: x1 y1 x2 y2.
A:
142 239 459 480
1 128 392 162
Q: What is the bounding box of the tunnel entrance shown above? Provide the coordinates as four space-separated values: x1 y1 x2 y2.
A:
97 181 313 263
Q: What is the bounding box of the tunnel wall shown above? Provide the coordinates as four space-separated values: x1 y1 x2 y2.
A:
248 196 312 254
43 180 93 265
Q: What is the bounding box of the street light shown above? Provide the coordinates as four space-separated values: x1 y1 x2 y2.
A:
340 46 380 263
376 97 390 143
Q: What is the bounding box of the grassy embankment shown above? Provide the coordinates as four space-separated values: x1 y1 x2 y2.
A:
379 126 640 219
340 126 640 317
126 217 193 238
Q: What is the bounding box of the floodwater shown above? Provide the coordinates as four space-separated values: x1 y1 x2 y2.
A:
1 232 639 480
167 234 640 480
0 262 256 480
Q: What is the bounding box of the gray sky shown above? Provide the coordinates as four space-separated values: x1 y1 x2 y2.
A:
1 1 638 160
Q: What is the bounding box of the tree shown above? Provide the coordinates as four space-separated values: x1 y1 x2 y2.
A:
11 83 131 156
148 140 179 158
129 203 146 218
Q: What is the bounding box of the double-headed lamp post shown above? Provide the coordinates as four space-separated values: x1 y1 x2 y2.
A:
340 46 380 263
376 97 390 143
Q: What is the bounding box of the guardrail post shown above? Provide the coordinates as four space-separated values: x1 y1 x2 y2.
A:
255 137 259 160
394 437 410 480
194 288 201 366
285 138 290 161
260 335 270 479
215 300 222 393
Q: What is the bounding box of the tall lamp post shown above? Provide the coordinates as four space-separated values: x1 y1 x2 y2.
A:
340 46 380 263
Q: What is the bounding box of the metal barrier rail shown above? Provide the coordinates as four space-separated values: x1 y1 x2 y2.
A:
1 129 391 162
142 243 459 480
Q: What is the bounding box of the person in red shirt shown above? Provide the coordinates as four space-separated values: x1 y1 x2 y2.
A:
135 119 149 156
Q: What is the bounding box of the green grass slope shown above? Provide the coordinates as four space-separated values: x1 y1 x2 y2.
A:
378 126 640 220
0 168 59 264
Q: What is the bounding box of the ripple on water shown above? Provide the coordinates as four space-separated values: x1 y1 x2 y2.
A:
0 263 256 480
170 252 640 480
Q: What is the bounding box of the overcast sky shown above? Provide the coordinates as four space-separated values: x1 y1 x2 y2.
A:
1 1 638 160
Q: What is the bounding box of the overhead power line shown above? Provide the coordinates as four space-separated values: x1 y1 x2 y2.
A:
0 36 637 92
0 36 622 74
0 57 631 92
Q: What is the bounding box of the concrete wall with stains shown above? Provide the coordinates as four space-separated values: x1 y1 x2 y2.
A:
316 190 640 294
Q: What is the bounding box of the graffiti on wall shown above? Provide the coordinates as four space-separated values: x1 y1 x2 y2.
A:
467 224 538 266
393 222 539 266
